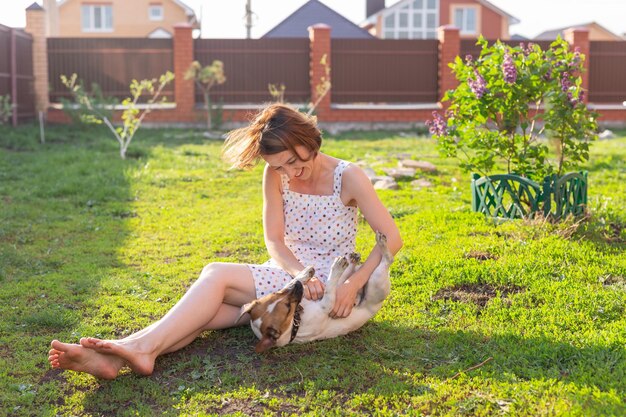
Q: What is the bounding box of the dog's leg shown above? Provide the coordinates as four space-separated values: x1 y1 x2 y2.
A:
319 256 349 313
339 252 360 285
376 231 394 266
273 266 315 298
360 232 393 308
294 266 315 284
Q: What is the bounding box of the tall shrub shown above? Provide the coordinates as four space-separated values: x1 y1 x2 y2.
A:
0 95 13 125
428 37 598 181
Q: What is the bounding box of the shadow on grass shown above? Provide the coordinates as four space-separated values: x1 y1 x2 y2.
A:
67 320 626 415
0 124 139 414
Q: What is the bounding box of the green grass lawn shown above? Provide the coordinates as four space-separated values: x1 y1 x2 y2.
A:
0 124 625 416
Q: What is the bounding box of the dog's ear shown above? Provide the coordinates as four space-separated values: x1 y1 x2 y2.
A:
254 336 276 353
237 300 258 323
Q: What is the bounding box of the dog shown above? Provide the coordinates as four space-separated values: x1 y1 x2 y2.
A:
238 231 393 352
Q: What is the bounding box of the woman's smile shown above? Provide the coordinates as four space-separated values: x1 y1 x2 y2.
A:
262 146 317 182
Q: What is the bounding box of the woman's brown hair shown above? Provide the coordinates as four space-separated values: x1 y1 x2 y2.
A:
222 104 322 170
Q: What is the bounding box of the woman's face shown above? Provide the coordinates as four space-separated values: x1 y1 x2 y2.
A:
262 145 317 181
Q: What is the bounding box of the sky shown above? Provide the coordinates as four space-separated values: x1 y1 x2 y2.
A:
1 0 624 39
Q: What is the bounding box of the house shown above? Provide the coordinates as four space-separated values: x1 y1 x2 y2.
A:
534 22 623 41
362 0 519 40
262 0 374 39
42 0 199 38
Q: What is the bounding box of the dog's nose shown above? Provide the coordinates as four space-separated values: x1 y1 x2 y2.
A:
293 281 304 295
293 280 303 300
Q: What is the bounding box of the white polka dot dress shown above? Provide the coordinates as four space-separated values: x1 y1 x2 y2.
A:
248 160 358 298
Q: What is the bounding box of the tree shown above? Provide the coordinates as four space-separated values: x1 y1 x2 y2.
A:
185 60 226 131
61 72 174 159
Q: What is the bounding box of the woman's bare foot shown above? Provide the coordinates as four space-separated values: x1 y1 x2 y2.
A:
79 337 156 376
48 340 126 380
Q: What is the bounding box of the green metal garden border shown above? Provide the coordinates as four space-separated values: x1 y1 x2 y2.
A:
471 171 588 219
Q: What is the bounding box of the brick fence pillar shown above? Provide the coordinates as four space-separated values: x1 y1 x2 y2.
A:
308 24 331 119
173 23 195 121
437 25 460 104
564 27 590 103
25 3 49 117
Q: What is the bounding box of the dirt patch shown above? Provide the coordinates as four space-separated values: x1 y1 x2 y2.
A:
600 275 626 291
39 368 67 385
212 396 300 416
38 369 68 407
433 283 525 307
468 231 491 237
605 222 625 243
464 251 498 261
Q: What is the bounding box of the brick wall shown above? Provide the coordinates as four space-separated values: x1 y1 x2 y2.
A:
25 5 48 113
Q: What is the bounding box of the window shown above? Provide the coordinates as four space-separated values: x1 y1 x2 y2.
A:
399 12 409 28
381 0 438 39
453 7 478 35
149 4 164 21
384 14 395 29
81 4 113 32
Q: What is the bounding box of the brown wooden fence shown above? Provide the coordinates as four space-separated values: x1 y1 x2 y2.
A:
47 38 174 102
460 39 553 60
332 39 439 103
32 34 626 112
193 39 310 104
589 41 626 104
0 23 35 125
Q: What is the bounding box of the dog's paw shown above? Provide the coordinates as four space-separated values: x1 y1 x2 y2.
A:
349 252 361 264
296 266 315 282
375 231 393 263
331 256 349 274
375 231 387 247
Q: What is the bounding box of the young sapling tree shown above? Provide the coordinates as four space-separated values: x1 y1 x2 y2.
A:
61 72 174 159
184 60 226 131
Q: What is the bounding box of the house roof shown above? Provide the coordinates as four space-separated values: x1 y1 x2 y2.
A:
533 21 622 41
262 0 374 39
26 2 43 11
363 0 520 25
510 33 530 41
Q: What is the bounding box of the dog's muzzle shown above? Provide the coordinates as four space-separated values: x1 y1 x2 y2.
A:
286 279 304 302
285 280 304 343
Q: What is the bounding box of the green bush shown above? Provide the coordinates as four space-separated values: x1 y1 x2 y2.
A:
428 37 598 181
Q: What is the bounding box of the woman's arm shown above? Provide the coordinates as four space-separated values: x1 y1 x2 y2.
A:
262 165 325 300
330 164 403 318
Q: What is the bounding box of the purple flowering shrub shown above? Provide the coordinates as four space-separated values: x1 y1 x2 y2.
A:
428 36 597 181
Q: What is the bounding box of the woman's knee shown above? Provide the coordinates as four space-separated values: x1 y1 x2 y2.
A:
198 262 228 285
198 262 254 294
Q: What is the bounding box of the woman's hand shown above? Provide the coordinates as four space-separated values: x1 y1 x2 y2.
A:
330 279 360 318
303 277 325 301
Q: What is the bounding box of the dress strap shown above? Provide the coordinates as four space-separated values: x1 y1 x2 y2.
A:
333 160 349 196
281 174 290 191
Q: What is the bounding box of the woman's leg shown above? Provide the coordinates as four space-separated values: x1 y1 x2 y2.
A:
49 263 256 378
159 303 244 354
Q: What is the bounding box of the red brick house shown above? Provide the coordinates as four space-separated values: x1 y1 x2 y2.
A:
362 0 519 40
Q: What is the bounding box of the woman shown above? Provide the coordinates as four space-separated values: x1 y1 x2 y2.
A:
48 104 402 379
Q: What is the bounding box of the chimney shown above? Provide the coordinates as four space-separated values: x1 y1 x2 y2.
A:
43 0 59 36
366 0 385 18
